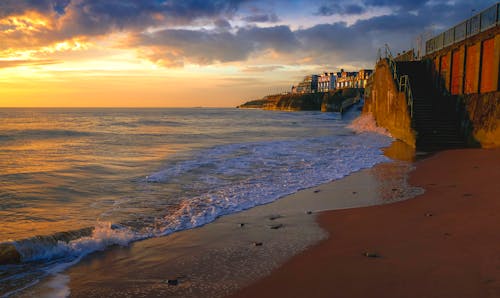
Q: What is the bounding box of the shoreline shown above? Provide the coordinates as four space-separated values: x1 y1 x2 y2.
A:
13 147 419 297
231 148 500 298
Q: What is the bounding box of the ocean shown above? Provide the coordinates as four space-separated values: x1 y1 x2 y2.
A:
0 107 392 296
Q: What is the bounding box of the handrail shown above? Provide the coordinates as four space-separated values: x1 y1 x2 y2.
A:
377 44 415 119
399 75 414 118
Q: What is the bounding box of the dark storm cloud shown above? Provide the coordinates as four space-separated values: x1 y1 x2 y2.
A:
0 0 247 19
132 25 300 66
315 0 428 16
214 18 232 28
2 0 498 68
0 0 54 17
316 3 366 16
0 0 250 51
242 13 280 23
58 0 250 39
127 0 498 67
363 0 428 10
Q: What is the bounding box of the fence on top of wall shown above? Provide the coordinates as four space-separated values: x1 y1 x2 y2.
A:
426 3 499 55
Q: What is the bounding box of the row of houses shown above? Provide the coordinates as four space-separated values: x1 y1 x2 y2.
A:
291 69 373 94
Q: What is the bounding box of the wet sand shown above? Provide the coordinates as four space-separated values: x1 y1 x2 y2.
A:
15 155 420 297
232 149 500 298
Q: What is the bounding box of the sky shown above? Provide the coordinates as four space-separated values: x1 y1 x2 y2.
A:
0 0 496 107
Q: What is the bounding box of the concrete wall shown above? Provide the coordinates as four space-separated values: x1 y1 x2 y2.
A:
460 92 500 148
364 59 416 147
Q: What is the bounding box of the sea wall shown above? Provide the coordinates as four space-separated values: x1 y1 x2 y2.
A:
363 59 416 147
459 92 500 148
426 26 500 96
425 25 500 148
239 89 362 112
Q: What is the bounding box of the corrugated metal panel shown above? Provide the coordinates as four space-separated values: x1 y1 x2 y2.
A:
440 53 451 91
434 57 440 77
451 50 463 95
465 44 479 94
480 38 496 93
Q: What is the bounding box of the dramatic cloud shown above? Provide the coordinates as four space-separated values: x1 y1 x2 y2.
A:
316 3 366 16
0 0 249 52
131 25 300 67
242 13 280 23
1 0 497 69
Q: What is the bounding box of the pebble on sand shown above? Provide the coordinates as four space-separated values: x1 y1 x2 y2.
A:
269 215 281 220
269 224 283 230
363 252 381 258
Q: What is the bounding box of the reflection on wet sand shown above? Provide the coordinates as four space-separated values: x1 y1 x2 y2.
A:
18 141 425 298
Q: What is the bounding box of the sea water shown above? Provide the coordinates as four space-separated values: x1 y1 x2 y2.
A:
0 107 392 296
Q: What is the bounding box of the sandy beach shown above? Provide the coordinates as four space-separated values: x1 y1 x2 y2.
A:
12 147 499 298
232 148 500 298
14 145 419 297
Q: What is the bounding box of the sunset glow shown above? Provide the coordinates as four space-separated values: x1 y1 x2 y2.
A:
0 0 493 107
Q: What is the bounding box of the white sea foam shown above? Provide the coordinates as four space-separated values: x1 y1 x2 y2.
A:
2 110 396 298
10 131 393 268
149 133 394 237
348 113 392 137
13 222 140 263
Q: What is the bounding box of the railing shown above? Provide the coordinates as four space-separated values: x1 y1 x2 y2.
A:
376 44 415 118
426 2 499 54
399 75 414 118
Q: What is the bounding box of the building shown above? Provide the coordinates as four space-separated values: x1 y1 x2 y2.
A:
334 69 373 89
336 70 358 89
295 75 319 93
317 72 338 92
355 69 373 88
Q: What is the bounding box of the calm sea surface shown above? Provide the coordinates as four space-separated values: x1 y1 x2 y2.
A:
0 107 392 296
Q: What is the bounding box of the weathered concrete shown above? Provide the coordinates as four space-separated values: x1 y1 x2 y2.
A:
459 92 500 149
364 59 416 147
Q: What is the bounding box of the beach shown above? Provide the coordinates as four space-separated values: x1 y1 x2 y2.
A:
6 134 499 297
13 143 420 298
233 148 500 298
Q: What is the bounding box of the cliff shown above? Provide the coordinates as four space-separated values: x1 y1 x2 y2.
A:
239 89 362 112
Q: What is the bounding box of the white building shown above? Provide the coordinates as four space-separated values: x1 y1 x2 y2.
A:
317 72 337 92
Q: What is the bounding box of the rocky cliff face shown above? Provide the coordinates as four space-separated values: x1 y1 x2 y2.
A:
239 89 362 112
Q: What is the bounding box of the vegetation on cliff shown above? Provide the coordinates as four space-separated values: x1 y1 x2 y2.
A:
239 88 362 112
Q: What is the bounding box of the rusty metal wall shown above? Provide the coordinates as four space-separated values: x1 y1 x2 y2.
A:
451 49 463 95
440 52 451 90
464 43 480 94
480 38 496 93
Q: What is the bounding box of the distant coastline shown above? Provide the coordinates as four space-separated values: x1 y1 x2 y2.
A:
238 88 363 113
